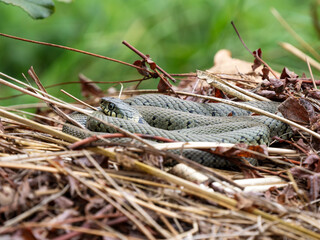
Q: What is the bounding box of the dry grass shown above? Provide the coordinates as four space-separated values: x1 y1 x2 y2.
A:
0 71 320 240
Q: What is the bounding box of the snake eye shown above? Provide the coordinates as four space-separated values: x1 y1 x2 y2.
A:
108 102 115 111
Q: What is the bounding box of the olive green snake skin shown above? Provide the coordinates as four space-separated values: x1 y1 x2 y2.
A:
62 94 292 169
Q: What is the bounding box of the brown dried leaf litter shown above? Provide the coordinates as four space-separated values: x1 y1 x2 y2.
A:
0 51 320 239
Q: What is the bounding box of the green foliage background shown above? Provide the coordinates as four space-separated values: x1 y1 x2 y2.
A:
0 0 318 105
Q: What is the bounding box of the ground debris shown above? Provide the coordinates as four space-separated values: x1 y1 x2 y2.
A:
0 51 320 239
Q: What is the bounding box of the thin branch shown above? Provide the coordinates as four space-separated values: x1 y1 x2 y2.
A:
231 21 253 55
0 32 151 73
122 40 176 83
271 8 320 62
306 57 317 89
231 21 279 79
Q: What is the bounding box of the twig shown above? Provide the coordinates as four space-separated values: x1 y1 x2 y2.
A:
3 185 69 227
231 21 279 79
0 107 116 159
306 57 317 89
133 160 320 239
68 133 175 149
154 68 179 97
122 40 176 83
0 74 233 190
63 167 157 240
61 89 97 111
231 21 252 55
0 32 152 73
28 67 86 129
254 53 279 79
271 8 320 62
197 70 265 101
280 42 320 72
310 1 320 38
83 151 172 239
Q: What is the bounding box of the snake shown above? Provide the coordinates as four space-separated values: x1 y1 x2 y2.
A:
62 94 292 169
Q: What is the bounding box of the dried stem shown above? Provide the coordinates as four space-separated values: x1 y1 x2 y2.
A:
231 21 279 79
122 40 176 83
0 32 151 73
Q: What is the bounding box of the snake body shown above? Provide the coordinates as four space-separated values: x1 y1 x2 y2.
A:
63 94 292 168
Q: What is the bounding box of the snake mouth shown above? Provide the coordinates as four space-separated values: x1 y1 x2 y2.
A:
101 107 122 119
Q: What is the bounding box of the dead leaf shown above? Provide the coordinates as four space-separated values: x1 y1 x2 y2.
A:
277 185 296 204
303 154 320 172
213 143 268 160
252 48 262 71
307 90 320 100
271 78 285 94
258 90 286 101
157 77 172 93
54 196 74 209
261 66 270 80
207 49 279 83
21 228 37 240
296 139 311 152
280 67 299 79
291 167 320 201
278 97 313 125
133 59 151 78
79 74 104 98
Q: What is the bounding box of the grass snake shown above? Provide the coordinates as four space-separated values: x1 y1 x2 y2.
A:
62 94 292 169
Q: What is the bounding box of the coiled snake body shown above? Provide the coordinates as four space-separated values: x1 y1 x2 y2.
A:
63 94 292 168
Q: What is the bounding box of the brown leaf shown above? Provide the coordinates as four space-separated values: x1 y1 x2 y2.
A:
261 66 270 80
213 143 268 160
271 78 285 94
257 90 286 101
290 167 311 179
21 228 37 240
279 67 299 79
307 90 320 100
54 196 74 209
214 89 225 99
252 48 262 71
303 154 320 172
277 185 296 204
278 97 313 125
300 98 316 118
157 77 172 93
296 138 311 152
133 59 150 78
291 167 320 201
79 74 104 98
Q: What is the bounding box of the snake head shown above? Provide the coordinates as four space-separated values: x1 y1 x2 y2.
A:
100 97 146 124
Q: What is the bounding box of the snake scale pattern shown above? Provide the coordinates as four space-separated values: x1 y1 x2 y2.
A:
63 94 292 169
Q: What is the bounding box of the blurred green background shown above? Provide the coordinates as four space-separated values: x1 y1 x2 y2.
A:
0 0 319 105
